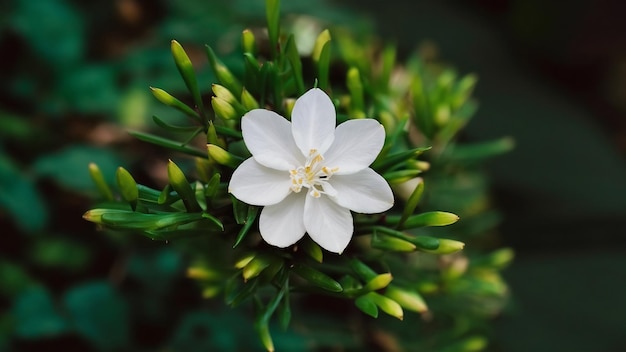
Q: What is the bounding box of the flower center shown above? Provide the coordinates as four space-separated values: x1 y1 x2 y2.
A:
290 149 339 198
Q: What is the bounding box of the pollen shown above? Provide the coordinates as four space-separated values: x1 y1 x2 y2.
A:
289 150 338 197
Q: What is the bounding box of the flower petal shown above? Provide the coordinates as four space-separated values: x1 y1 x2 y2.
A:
259 192 306 248
330 168 394 213
229 158 292 206
304 195 353 254
242 109 303 170
323 119 385 175
291 88 336 156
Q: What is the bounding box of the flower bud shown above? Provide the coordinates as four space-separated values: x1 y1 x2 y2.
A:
167 160 201 212
171 40 204 114
242 255 270 281
371 232 416 252
206 45 242 95
116 167 138 209
403 211 459 228
241 29 256 54
385 285 428 313
364 273 393 291
149 87 199 119
212 96 239 120
422 239 465 254
368 292 403 320
88 163 114 201
241 87 259 111
207 144 244 168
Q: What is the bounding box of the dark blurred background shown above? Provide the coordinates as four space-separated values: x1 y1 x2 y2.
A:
2 0 625 351
336 0 626 350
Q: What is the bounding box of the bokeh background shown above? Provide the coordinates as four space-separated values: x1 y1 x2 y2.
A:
2 0 625 351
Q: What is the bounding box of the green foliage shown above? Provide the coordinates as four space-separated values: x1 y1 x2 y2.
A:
1 0 514 350
79 1 514 349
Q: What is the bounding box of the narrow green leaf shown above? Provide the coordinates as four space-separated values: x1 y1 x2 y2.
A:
152 115 199 132
447 137 515 162
265 0 281 59
396 178 424 230
100 211 204 230
214 124 243 139
346 67 365 118
226 277 259 306
128 131 207 158
204 173 221 198
233 206 259 248
284 34 304 95
167 160 201 212
316 42 332 91
291 264 342 292
372 147 431 172
348 258 377 282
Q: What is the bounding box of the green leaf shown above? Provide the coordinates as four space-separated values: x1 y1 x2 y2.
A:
396 178 424 230
34 145 123 192
316 41 332 91
292 264 342 292
372 147 431 172
233 206 259 248
152 115 200 132
64 282 129 351
129 130 207 158
96 210 204 231
0 153 48 233
354 295 379 318
265 0 281 59
446 137 515 162
346 67 365 117
284 34 304 95
12 287 68 339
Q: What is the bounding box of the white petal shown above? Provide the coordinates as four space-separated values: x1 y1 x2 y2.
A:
323 119 385 175
259 192 306 248
242 109 303 170
228 158 292 206
330 168 394 213
291 88 336 156
304 195 353 254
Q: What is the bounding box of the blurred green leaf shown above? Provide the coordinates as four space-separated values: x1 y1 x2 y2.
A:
29 238 90 271
64 282 129 351
34 145 123 192
0 153 48 233
0 260 36 298
11 0 84 67
13 287 68 339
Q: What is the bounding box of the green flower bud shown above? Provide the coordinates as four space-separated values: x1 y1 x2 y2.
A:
364 273 393 291
241 87 259 111
88 163 114 201
385 285 428 313
241 29 256 54
422 239 465 254
368 292 403 320
207 144 244 168
242 255 271 281
212 96 238 120
115 167 138 209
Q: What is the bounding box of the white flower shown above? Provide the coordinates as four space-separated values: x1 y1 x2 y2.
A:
228 88 394 254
